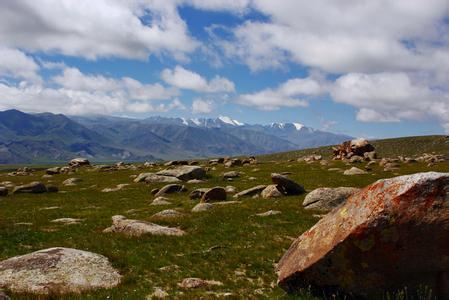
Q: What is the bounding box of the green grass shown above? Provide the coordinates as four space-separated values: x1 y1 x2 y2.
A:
1 136 449 299
260 135 449 162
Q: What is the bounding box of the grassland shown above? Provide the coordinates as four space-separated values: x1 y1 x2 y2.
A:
0 135 449 299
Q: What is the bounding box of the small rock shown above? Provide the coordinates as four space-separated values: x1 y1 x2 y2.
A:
69 157 90 168
192 203 214 213
156 166 206 181
261 185 283 199
271 173 305 195
233 185 267 198
178 278 223 289
151 197 172 206
154 184 186 197
63 178 82 186
51 218 83 225
152 209 183 218
223 171 239 180
13 182 47 194
101 184 129 192
189 188 209 200
225 186 237 194
343 167 367 175
256 210 281 217
103 215 185 236
46 167 61 175
201 187 227 203
147 287 169 299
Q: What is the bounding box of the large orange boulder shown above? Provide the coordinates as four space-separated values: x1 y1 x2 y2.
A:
276 172 449 298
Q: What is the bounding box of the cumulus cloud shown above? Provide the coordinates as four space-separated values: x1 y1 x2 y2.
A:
192 99 214 114
161 65 235 93
0 47 41 83
236 77 323 110
0 67 185 115
0 0 198 60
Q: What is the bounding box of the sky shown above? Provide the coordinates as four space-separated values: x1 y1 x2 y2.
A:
0 0 449 138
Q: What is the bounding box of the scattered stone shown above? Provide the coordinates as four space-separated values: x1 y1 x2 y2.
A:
261 185 283 199
134 173 181 183
152 209 183 218
189 188 209 200
303 187 360 211
224 158 242 168
277 172 449 298
192 203 214 213
233 185 267 198
63 178 82 186
148 287 169 299
349 155 364 163
271 173 305 195
154 184 187 197
151 197 172 206
256 210 281 217
343 167 367 175
68 157 90 168
178 278 223 289
0 187 8 197
364 151 377 161
186 179 205 184
209 158 224 165
223 171 239 180
201 187 227 203
51 218 83 225
13 182 47 194
103 215 185 236
225 186 237 194
156 166 206 181
102 184 129 192
46 167 61 175
0 247 120 294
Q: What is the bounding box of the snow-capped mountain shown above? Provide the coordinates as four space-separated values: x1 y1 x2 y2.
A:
144 116 245 128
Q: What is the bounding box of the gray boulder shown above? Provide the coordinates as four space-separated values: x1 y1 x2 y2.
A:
154 184 187 198
233 185 266 198
271 173 305 195
12 182 47 194
303 187 361 211
0 247 121 294
156 166 206 181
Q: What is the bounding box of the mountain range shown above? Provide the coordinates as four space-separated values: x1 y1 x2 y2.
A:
0 109 352 164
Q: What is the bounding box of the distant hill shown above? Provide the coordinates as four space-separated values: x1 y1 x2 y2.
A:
0 110 352 164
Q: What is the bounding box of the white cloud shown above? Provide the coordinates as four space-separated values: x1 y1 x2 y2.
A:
53 67 178 101
161 65 235 93
0 47 41 83
236 77 323 110
0 66 186 116
331 72 449 129
192 99 213 114
184 0 250 13
0 0 198 60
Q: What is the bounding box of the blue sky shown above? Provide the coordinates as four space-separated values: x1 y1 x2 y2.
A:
0 1 448 138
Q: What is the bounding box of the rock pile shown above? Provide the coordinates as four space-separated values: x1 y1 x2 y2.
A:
332 138 375 160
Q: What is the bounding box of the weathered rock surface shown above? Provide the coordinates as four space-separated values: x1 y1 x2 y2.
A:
178 278 223 289
151 197 172 206
271 173 305 195
46 167 61 175
134 173 181 183
0 247 121 294
156 166 206 181
101 184 129 193
63 178 82 186
13 182 47 194
233 185 266 198
303 187 360 211
277 172 449 298
343 167 367 175
261 185 283 199
152 209 183 218
191 203 214 213
104 215 185 236
223 171 239 180
69 158 90 168
154 184 186 198
201 187 227 203
256 210 281 217
189 188 209 200
51 218 83 225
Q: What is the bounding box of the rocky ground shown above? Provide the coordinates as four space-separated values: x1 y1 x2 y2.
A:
0 141 449 299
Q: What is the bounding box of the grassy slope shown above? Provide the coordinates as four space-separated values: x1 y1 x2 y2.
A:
260 135 449 162
0 135 448 299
